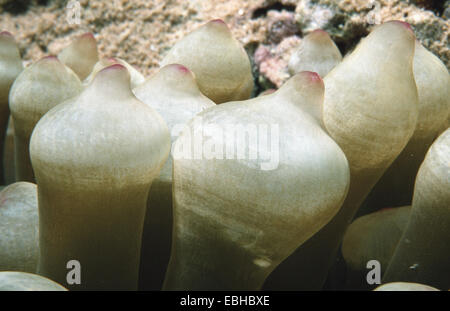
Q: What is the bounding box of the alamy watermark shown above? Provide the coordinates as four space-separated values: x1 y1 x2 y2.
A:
66 259 81 285
66 0 81 25
366 259 381 285
366 0 382 25
171 117 280 171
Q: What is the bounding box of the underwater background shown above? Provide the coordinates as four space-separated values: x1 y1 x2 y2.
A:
0 0 448 92
0 0 449 292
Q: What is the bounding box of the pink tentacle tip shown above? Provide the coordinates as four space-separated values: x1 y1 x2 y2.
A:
309 29 331 42
41 55 59 61
311 29 328 35
174 64 190 74
81 32 95 39
209 19 229 29
101 63 126 73
0 31 12 37
304 71 323 84
211 19 226 24
262 89 276 95
391 20 413 31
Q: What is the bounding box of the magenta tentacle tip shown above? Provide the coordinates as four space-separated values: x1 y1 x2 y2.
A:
304 71 322 83
173 64 190 74
210 19 226 24
209 19 229 29
391 20 413 31
41 55 58 61
311 29 328 35
101 64 126 72
81 32 95 39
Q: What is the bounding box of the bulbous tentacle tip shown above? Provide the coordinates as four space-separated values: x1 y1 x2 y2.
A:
40 55 59 62
384 21 416 40
0 31 16 44
67 32 96 47
210 19 226 25
171 64 191 74
305 29 337 48
259 88 276 96
93 64 131 92
158 64 196 84
207 19 230 30
390 20 413 31
284 71 325 102
81 32 95 39
100 63 127 73
310 29 328 36
0 31 13 37
374 21 416 44
301 71 324 85
285 71 325 95
308 29 333 41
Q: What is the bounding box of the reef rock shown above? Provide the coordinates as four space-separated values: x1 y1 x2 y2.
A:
0 0 448 93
